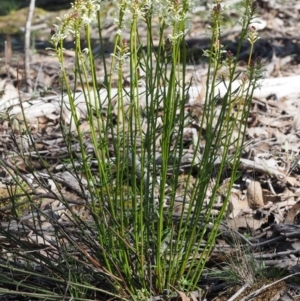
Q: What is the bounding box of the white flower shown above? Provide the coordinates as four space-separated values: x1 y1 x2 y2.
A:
110 51 131 63
168 30 186 44
50 31 68 47
82 48 89 55
81 15 94 25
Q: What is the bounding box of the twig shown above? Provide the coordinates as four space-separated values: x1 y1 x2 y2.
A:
254 249 300 259
5 34 12 66
220 222 285 248
150 289 203 301
214 157 287 181
24 0 36 93
239 272 300 301
227 283 249 301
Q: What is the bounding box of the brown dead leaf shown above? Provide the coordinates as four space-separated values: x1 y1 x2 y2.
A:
177 291 189 301
293 112 300 130
227 191 249 218
284 201 300 224
38 116 48 124
226 216 264 231
281 188 296 203
262 189 280 203
190 293 198 301
7 156 29 173
286 176 300 187
247 127 269 139
170 286 190 301
247 180 264 209
0 79 19 104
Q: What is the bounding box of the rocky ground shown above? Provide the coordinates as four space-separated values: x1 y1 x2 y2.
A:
0 0 300 300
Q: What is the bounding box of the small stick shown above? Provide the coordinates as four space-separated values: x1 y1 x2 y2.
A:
239 272 300 301
5 34 12 65
24 0 36 93
227 283 249 301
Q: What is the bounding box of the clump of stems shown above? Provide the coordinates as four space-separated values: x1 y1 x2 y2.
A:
0 0 263 300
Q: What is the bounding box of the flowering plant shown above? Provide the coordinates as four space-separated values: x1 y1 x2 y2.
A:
47 0 262 298
0 0 262 300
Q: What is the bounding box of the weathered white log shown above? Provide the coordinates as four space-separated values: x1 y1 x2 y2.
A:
187 75 300 102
